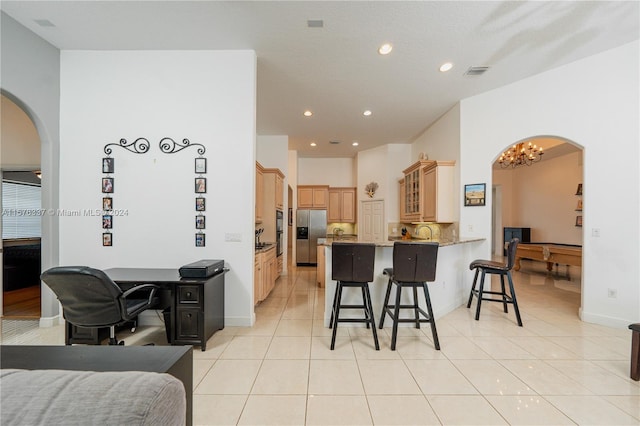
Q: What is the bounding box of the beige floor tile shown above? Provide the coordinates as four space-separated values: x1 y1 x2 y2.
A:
405 359 478 395
508 336 580 360
352 336 402 360
193 359 215 390
193 394 247 426
238 395 307 425
602 395 640 420
392 336 446 360
486 395 574 425
547 336 628 360
452 359 536 395
308 360 364 395
265 336 311 359
193 334 233 359
545 360 640 395
428 395 508 425
544 395 639 425
220 335 271 359
235 318 279 336
305 395 372 425
311 319 349 337
469 336 536 359
499 360 592 395
592 359 638 380
367 395 440 425
438 336 492 359
310 336 355 359
195 359 262 394
274 319 313 336
251 359 309 394
357 359 422 395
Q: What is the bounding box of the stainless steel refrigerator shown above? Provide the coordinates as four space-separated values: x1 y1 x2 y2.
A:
296 209 327 265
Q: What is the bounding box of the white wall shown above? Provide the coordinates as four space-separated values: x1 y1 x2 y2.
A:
60 50 257 326
298 157 355 186
1 95 41 169
1 12 61 322
460 41 639 327
494 150 583 245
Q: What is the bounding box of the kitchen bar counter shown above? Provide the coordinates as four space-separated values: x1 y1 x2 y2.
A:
318 236 484 247
320 238 486 327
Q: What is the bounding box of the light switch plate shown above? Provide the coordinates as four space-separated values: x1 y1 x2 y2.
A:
225 233 242 242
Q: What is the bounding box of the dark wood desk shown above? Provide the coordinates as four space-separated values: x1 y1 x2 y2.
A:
1 345 193 425
66 268 226 351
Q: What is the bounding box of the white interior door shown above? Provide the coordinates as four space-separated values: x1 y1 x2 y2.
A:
361 200 384 242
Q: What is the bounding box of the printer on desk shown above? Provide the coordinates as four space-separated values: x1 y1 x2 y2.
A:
179 259 225 278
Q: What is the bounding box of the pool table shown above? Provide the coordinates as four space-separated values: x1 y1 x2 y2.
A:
514 243 582 272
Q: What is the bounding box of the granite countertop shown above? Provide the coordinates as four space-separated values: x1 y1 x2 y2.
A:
318 237 484 247
255 243 276 253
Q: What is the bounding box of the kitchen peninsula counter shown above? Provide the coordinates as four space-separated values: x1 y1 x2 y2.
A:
319 237 486 327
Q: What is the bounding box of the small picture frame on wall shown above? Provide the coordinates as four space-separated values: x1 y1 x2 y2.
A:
102 157 114 174
195 177 206 193
196 197 206 212
464 183 486 206
576 183 583 195
575 215 583 227
102 232 112 247
195 233 206 247
102 177 114 193
103 197 113 211
195 215 206 229
102 215 113 229
576 199 583 211
195 158 207 174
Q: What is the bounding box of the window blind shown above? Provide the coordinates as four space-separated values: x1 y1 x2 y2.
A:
2 181 42 239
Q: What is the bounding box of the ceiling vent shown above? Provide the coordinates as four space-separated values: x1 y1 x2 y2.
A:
307 20 324 28
464 66 490 76
34 19 55 27
329 140 341 145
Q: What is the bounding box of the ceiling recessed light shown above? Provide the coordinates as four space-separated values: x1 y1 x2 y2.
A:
439 62 454 72
310 142 317 147
303 110 313 117
363 110 372 116
378 43 393 55
352 142 359 146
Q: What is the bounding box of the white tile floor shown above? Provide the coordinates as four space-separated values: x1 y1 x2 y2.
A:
2 259 639 425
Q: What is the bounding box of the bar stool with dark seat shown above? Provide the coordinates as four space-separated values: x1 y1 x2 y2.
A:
467 238 523 326
329 242 378 350
378 242 440 351
629 323 640 381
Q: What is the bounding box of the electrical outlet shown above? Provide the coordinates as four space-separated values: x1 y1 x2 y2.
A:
592 228 600 237
607 288 617 298
392 228 398 233
467 224 473 232
225 233 242 242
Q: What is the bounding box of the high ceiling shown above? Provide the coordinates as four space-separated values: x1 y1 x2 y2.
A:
2 1 638 158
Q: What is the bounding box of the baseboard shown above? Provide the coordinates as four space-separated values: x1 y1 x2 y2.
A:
39 315 60 328
579 308 634 329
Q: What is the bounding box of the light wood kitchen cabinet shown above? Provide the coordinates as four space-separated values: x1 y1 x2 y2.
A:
254 252 263 305
298 185 329 209
275 174 284 210
328 187 356 223
256 162 264 224
316 244 325 288
399 160 455 223
261 167 285 245
254 246 277 304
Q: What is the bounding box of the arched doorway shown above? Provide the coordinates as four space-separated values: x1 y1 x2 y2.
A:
491 136 584 316
1 95 42 318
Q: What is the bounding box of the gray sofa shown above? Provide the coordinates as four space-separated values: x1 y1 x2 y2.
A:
0 369 186 425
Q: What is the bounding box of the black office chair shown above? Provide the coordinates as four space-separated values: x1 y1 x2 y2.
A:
467 238 523 326
379 242 440 351
41 266 160 345
330 242 378 350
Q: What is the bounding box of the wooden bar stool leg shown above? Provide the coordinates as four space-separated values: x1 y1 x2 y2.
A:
413 286 420 329
329 282 339 329
423 283 440 350
361 286 370 329
330 282 343 350
500 273 509 313
475 270 486 321
379 278 393 329
631 328 640 381
467 268 479 308
363 285 379 350
506 272 523 326
390 283 402 351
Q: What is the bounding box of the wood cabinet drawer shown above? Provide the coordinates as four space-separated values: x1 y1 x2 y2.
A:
175 308 201 339
177 285 201 305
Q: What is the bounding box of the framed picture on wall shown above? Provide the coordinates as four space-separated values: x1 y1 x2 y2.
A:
195 233 205 247
464 183 486 206
102 157 114 174
195 158 207 174
103 197 113 211
195 215 206 229
102 215 113 229
576 183 583 195
102 177 114 193
195 178 206 193
575 215 583 227
102 232 112 247
196 197 206 212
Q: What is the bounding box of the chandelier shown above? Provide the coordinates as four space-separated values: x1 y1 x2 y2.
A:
498 142 544 168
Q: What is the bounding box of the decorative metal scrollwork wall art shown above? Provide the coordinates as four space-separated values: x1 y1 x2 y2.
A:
101 137 207 247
